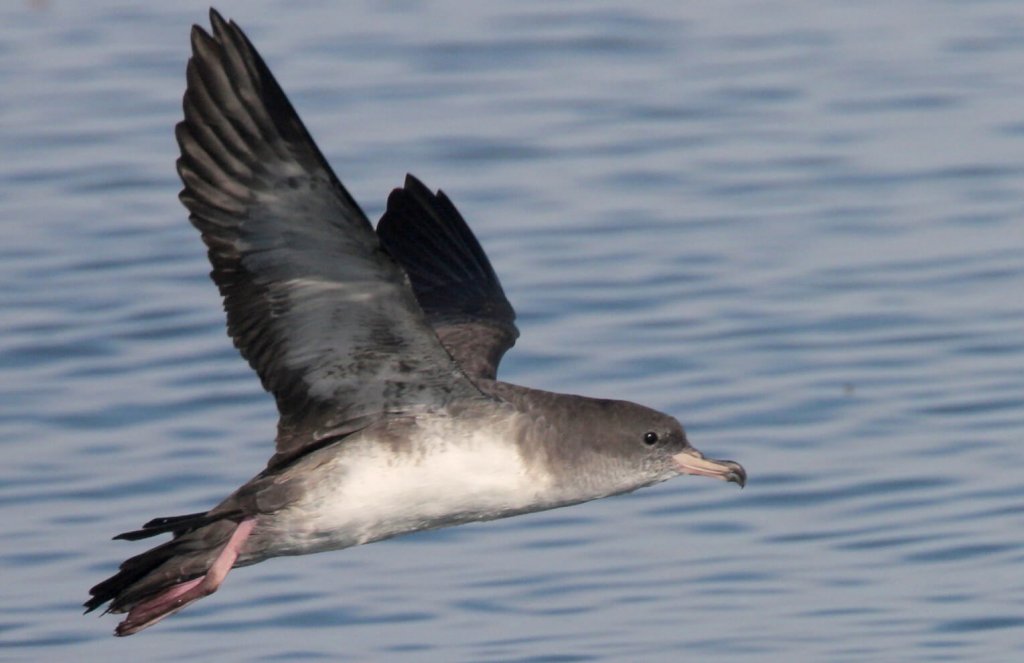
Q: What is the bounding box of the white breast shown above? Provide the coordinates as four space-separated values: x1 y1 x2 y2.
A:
274 420 556 554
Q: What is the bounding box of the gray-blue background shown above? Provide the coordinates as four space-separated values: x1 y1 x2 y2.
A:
2 1 1022 660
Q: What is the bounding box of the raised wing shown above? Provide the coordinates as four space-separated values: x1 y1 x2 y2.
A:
377 175 519 381
177 10 482 464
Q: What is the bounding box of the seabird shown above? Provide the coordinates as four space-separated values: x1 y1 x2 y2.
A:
84 9 746 636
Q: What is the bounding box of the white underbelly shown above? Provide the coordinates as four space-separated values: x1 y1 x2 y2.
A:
275 428 554 553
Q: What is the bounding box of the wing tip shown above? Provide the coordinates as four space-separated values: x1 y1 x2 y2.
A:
209 7 228 31
385 173 429 216
403 172 428 192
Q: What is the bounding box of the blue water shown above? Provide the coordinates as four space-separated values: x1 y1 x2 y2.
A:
2 1 1023 660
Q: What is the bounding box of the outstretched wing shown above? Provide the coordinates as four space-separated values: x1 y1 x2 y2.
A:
177 10 482 464
377 175 519 381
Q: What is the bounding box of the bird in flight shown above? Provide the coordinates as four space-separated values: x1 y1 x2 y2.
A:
85 9 746 636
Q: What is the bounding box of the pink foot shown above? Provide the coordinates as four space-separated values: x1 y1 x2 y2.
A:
115 518 255 636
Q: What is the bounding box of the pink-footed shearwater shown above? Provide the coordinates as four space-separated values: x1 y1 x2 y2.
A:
84 9 746 636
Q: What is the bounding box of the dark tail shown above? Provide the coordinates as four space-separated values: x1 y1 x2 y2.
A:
84 510 241 615
112 511 224 542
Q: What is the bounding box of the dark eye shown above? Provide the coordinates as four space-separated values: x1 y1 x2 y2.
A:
643 431 659 445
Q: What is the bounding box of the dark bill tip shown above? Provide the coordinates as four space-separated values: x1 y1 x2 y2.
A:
721 459 747 488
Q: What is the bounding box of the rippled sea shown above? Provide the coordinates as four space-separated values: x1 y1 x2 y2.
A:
3 1 1023 660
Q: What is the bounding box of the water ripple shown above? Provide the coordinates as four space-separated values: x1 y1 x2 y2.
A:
2 1 1023 661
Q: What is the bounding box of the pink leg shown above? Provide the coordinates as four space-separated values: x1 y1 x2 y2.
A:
115 519 255 636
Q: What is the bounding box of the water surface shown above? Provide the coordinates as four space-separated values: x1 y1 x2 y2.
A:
2 1 1023 660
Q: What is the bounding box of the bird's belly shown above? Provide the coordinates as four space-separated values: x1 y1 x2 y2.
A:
266 432 552 555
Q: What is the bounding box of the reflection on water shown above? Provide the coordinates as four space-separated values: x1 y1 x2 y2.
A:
1 1 1022 660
